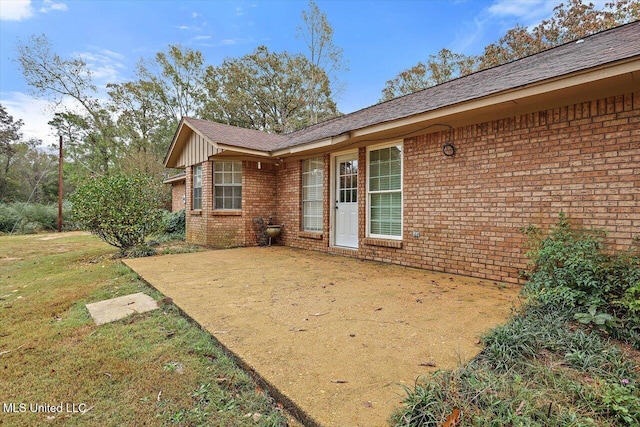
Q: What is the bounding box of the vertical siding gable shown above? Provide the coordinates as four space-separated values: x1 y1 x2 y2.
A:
178 131 220 167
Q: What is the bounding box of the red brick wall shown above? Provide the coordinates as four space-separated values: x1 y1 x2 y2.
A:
185 91 639 283
170 180 186 212
186 161 278 248
276 156 330 252
355 92 639 283
242 161 278 246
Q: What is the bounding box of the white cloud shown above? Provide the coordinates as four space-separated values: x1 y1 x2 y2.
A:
40 0 67 13
487 0 558 25
0 0 34 21
73 49 126 85
1 92 57 143
450 0 560 54
218 38 238 46
0 0 67 21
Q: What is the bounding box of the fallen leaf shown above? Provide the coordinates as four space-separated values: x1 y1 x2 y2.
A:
443 407 461 426
252 413 262 422
331 379 348 384
364 401 373 408
375 307 383 311
419 361 436 367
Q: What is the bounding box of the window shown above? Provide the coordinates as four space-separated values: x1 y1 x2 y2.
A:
302 158 323 232
192 164 202 210
214 161 242 210
368 144 402 238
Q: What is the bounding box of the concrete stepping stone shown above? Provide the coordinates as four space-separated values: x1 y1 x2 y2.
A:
86 292 158 325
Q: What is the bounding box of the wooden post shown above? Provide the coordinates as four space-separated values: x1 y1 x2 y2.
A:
58 135 63 232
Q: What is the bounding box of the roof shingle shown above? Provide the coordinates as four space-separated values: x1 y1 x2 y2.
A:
181 22 640 154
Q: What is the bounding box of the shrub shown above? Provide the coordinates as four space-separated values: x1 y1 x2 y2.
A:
161 209 185 235
392 213 640 426
70 172 164 256
0 202 75 234
523 213 640 346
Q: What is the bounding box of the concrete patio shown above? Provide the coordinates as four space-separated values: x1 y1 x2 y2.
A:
124 247 520 426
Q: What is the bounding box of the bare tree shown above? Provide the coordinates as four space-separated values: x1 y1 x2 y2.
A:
297 1 347 123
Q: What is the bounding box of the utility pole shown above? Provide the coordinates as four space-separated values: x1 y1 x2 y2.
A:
58 135 63 232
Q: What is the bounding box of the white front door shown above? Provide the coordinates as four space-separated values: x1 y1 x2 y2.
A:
334 154 358 248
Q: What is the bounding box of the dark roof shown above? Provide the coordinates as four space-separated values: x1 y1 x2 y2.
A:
181 22 640 153
284 21 640 147
163 172 186 184
183 117 289 150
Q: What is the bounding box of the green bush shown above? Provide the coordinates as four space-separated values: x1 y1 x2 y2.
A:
0 202 75 234
70 172 164 256
161 209 185 235
523 213 640 346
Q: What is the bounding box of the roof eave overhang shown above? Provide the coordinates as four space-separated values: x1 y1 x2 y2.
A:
271 133 351 157
213 144 274 158
165 56 639 165
350 57 640 140
163 118 189 168
272 57 639 157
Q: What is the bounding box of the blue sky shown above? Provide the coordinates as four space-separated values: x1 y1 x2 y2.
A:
0 0 579 143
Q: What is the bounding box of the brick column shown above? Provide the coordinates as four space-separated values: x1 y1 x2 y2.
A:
185 166 193 212
202 161 213 212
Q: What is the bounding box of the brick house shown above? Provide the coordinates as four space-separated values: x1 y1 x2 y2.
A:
163 172 186 212
164 23 640 283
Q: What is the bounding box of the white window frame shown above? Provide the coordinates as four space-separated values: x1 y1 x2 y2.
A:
366 141 403 240
302 157 324 232
213 161 242 210
192 164 202 210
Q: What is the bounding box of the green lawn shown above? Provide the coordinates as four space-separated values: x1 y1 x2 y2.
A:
0 232 288 426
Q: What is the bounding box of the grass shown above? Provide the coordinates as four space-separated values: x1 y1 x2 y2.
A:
391 293 640 427
391 304 640 426
391 215 640 426
0 232 288 426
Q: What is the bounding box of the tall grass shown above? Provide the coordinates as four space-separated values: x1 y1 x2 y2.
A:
0 202 75 234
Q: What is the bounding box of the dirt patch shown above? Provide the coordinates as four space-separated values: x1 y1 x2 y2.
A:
125 247 520 426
